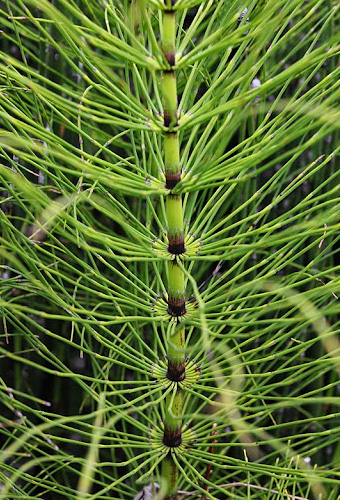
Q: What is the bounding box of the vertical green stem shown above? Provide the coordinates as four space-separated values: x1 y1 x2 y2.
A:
160 4 186 499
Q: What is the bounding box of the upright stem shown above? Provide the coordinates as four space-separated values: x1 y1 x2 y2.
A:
160 4 186 499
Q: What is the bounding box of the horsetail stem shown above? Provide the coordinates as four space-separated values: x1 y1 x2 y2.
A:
160 2 186 498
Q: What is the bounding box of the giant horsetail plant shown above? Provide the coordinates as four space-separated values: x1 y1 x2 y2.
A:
0 0 339 499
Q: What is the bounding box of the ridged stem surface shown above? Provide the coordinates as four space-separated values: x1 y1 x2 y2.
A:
160 6 185 500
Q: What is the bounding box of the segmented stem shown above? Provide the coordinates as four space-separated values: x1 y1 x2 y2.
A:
161 4 186 499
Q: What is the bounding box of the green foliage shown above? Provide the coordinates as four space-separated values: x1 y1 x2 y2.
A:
0 0 339 498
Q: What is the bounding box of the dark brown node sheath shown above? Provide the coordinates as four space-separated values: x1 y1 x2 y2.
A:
164 51 176 67
167 296 186 317
164 111 172 128
163 71 177 126
167 359 185 382
167 237 185 255
163 89 177 126
164 131 180 187
165 171 181 190
163 426 182 448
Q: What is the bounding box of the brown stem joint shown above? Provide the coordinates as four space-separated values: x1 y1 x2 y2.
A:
167 359 185 382
165 172 181 190
163 427 182 448
164 52 176 67
167 299 186 317
168 238 185 255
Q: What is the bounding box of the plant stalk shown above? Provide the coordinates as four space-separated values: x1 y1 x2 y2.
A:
160 4 186 499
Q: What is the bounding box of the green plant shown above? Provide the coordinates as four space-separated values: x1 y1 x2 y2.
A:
0 0 339 499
